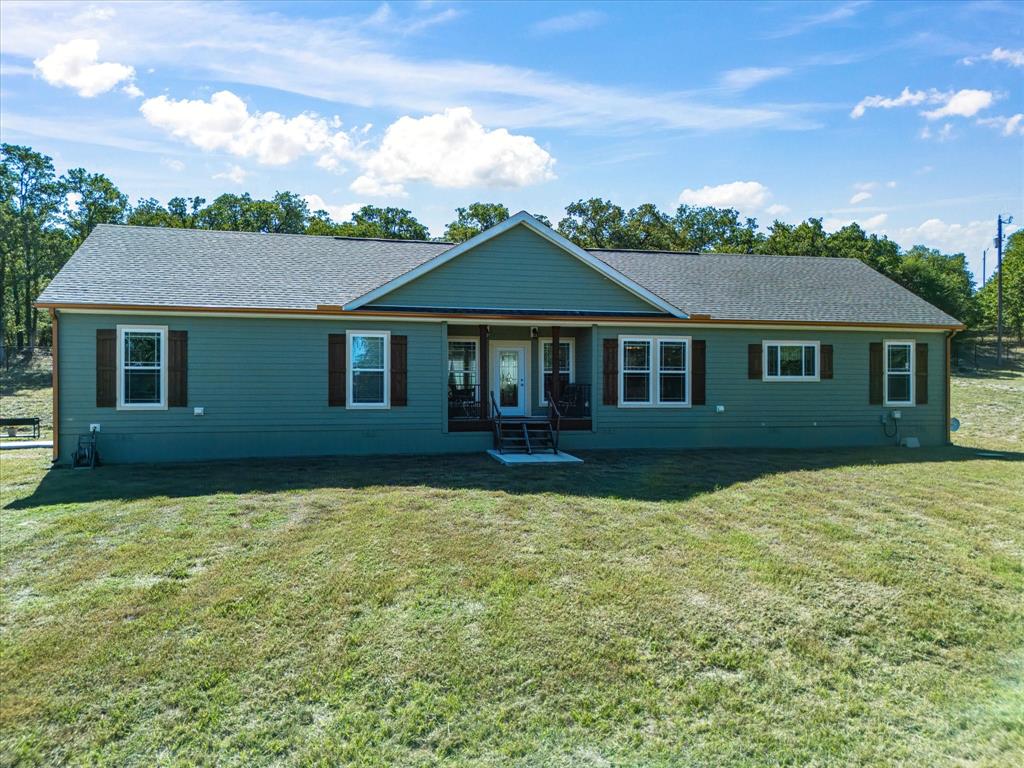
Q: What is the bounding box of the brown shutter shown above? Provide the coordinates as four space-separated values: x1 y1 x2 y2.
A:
96 329 116 407
869 342 883 405
391 335 408 406
820 344 833 380
748 343 762 379
915 343 928 405
328 334 346 406
691 340 706 405
168 330 188 407
602 338 618 405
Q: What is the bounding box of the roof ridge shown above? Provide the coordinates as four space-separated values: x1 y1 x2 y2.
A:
94 223 451 246
590 248 865 263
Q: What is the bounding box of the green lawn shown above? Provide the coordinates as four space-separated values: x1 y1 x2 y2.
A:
0 354 53 439
1 370 1022 766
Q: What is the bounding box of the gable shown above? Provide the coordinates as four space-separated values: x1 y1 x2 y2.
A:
365 224 665 314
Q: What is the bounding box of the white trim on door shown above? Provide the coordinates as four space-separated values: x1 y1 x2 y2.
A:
490 341 530 416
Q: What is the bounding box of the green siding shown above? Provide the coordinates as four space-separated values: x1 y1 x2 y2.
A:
367 226 659 313
56 312 950 464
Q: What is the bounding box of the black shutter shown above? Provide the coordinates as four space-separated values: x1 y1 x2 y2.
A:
328 334 346 406
602 339 618 405
691 340 706 405
96 329 116 407
820 344 833 380
391 335 408 406
168 331 188 407
869 342 883 405
748 343 762 379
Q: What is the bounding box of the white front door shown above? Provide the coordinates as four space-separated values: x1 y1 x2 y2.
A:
492 344 528 416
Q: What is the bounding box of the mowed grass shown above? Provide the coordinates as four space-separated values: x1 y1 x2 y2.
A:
0 354 53 439
1 375 1022 766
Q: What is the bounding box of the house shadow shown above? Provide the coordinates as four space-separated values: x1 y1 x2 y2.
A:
6 444 1020 510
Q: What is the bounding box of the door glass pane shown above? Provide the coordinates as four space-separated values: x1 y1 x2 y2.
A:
499 351 518 407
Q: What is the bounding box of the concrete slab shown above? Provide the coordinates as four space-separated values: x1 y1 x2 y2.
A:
0 440 53 451
486 449 583 465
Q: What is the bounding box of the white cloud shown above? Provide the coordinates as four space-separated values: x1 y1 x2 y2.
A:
922 89 994 120
768 0 868 38
351 107 556 196
33 38 135 97
213 164 247 184
961 47 1024 67
824 213 888 231
886 180 897 188
977 113 1024 137
850 87 929 119
140 90 356 167
920 123 955 142
887 218 996 256
677 181 787 216
160 157 184 172
849 191 872 205
531 10 605 36
719 67 791 92
2 1 817 134
303 194 362 223
122 82 143 98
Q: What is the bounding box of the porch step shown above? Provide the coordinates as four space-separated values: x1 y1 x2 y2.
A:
494 418 558 455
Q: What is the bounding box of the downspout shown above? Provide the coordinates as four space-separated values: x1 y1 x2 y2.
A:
50 307 60 463
946 329 959 446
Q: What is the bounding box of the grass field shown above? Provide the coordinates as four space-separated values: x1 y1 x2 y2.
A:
1 360 1022 766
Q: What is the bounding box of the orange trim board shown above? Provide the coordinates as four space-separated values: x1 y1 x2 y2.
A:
49 308 59 462
34 302 965 331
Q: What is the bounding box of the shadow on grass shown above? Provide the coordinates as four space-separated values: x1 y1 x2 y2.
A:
6 445 1022 510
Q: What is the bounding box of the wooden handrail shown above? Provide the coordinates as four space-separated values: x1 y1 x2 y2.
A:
490 391 503 451
545 389 562 453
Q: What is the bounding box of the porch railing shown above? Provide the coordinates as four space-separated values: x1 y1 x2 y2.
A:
448 383 482 419
448 383 592 420
550 383 591 418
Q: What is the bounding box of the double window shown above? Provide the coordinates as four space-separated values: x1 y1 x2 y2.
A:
884 340 914 406
347 331 389 408
763 341 819 381
539 338 573 404
447 338 479 392
619 336 690 407
118 326 167 409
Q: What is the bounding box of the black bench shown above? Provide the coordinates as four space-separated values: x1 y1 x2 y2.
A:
0 417 41 439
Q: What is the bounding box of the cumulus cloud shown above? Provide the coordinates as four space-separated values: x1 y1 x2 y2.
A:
677 180 775 211
303 194 363 223
719 67 791 91
213 164 247 184
850 87 930 118
887 218 1001 256
922 89 994 120
350 107 555 196
961 47 1024 67
33 38 136 97
825 213 888 231
140 90 356 167
976 113 1024 137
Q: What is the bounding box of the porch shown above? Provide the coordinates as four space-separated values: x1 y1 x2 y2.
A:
446 324 594 433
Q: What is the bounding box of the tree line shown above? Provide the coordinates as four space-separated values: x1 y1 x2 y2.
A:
2 143 1020 361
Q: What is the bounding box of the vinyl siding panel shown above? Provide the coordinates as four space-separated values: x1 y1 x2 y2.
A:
367 226 660 313
56 313 950 464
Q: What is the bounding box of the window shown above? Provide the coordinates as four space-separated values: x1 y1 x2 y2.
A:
447 339 478 392
884 340 914 406
347 331 389 408
539 338 574 404
763 341 819 381
117 326 167 409
619 335 690 407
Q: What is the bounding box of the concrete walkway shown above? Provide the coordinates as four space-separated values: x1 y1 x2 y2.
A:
0 440 53 451
487 449 583 465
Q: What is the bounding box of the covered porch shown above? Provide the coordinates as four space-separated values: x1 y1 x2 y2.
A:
445 323 594 433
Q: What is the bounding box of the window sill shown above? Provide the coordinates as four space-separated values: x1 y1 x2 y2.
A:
617 402 692 409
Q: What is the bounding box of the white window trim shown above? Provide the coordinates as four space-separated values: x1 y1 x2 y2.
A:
617 335 691 408
346 330 390 409
116 325 168 410
883 339 915 407
762 340 821 382
538 337 575 405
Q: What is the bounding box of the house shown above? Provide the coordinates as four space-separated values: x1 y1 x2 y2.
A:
36 212 963 464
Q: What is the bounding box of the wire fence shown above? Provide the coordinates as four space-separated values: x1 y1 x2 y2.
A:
951 334 1022 372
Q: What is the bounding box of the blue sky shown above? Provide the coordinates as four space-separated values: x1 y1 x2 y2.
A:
1 0 1021 281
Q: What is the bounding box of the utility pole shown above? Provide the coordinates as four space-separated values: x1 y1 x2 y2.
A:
995 214 1014 368
982 249 987 284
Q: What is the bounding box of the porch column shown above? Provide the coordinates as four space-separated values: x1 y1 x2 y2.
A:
479 324 489 421
550 325 561 404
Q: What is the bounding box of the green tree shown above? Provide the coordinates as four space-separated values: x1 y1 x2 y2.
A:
127 196 205 228
673 205 762 252
978 230 1024 341
623 203 678 250
444 203 510 242
61 168 129 246
896 245 979 325
759 218 828 257
557 198 629 248
334 206 430 240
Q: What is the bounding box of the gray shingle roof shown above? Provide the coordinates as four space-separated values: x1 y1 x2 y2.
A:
37 224 962 327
